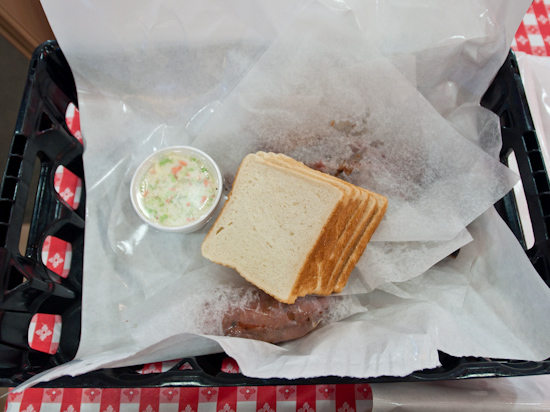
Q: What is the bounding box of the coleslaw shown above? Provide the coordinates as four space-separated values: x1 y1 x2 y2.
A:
136 151 219 227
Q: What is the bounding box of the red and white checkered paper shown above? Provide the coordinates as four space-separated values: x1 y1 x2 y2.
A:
41 103 84 281
66 103 84 145
512 0 550 55
136 360 183 374
55 102 84 211
221 357 240 374
27 314 62 355
6 385 373 412
54 166 82 210
135 357 238 375
42 236 72 279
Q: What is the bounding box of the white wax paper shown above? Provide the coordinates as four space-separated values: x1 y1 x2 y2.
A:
18 208 550 387
210 208 550 379
190 43 518 240
25 0 548 390
370 375 550 411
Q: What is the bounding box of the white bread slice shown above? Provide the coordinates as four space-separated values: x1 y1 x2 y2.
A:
333 192 388 293
256 152 360 295
201 153 348 303
248 152 385 295
256 152 362 294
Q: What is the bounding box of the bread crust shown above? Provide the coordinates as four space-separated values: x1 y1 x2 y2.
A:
334 193 388 292
320 194 377 294
252 154 353 302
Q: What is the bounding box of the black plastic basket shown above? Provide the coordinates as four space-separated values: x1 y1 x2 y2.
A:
0 41 549 388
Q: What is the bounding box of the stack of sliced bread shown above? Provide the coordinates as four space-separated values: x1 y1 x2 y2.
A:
201 152 388 304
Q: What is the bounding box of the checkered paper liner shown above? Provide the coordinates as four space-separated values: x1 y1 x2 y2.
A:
6 385 373 412
221 358 240 374
27 314 62 355
136 357 236 376
66 103 84 145
54 166 82 210
136 360 189 374
42 236 72 279
40 104 84 280
512 0 550 55
56 102 84 211
25 103 84 354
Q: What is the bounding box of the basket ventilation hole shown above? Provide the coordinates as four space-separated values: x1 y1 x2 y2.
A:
12 135 27 156
524 131 539 152
529 152 545 173
7 267 27 291
19 157 41 256
1 178 17 200
541 194 550 217
500 109 513 128
0 224 7 248
39 112 54 132
0 201 12 223
508 151 535 249
6 156 22 177
534 172 550 194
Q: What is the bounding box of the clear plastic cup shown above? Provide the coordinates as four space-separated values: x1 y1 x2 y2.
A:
130 146 223 233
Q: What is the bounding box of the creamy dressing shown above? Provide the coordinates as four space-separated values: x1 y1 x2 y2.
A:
136 152 218 227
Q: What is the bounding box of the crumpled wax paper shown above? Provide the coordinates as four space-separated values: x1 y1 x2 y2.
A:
206 208 550 379
190 4 518 243
25 0 546 389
